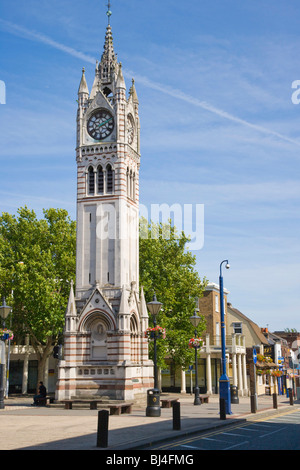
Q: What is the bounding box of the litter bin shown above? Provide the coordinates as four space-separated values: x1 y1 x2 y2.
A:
146 389 161 417
230 385 239 404
297 387 300 400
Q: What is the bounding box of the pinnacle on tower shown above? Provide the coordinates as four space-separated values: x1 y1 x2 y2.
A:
129 78 139 104
78 67 89 96
116 62 126 90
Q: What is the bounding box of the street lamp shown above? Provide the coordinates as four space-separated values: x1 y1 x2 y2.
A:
0 298 12 325
146 293 163 417
189 312 201 405
219 260 232 415
0 298 12 409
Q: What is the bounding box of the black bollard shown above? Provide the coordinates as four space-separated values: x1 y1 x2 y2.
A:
172 401 181 430
289 388 294 406
230 385 239 404
0 364 4 410
250 394 256 413
97 410 109 448
220 398 226 420
273 393 278 409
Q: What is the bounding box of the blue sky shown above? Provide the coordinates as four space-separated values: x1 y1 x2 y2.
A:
1 0 300 332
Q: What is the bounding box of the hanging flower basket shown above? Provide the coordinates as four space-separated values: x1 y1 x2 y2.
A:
265 356 273 364
144 326 166 341
271 370 283 378
0 328 14 341
188 337 203 349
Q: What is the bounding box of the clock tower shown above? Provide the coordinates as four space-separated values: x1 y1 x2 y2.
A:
56 7 152 401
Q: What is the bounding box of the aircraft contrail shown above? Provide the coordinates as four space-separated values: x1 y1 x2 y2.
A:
1 19 299 147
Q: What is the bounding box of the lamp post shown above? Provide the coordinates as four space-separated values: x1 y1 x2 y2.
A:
0 298 12 409
189 312 201 405
146 293 163 417
219 260 232 415
0 298 12 325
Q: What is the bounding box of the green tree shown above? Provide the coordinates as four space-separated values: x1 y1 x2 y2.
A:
139 218 207 372
0 207 76 384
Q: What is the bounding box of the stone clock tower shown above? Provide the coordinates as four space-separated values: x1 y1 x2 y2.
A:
56 9 153 401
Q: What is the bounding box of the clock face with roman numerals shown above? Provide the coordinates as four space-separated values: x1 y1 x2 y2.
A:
87 109 114 140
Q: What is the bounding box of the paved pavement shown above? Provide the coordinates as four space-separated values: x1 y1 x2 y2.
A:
0 393 298 450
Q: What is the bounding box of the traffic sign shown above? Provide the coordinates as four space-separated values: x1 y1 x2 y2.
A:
253 348 257 364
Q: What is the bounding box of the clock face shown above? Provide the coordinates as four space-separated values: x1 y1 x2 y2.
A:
87 109 114 140
127 114 134 144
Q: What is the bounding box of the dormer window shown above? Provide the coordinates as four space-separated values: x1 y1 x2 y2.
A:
233 322 242 334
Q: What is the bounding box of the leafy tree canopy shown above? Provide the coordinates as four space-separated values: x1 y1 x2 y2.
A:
139 218 207 369
0 206 76 380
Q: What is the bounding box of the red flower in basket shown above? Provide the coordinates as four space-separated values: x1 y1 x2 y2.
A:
188 337 203 349
144 326 166 340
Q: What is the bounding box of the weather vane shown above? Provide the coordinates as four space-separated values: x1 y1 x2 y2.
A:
106 0 112 24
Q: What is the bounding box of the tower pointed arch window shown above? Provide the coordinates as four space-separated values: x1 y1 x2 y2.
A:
88 166 95 195
126 167 130 197
130 314 139 363
106 164 114 193
130 169 133 199
132 172 136 201
126 167 136 201
97 165 104 194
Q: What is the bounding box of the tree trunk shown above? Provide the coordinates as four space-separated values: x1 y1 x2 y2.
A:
32 337 53 392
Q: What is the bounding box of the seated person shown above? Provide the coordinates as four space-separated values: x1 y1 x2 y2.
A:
33 381 47 406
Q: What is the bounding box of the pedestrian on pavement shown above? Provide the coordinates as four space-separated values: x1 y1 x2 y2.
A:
32 381 47 406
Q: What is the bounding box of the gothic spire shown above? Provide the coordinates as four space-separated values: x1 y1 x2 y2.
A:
96 1 116 84
99 23 117 77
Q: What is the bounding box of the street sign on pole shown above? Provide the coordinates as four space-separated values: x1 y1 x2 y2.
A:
253 348 257 364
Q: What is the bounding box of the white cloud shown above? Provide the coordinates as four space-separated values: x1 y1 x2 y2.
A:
0 19 96 64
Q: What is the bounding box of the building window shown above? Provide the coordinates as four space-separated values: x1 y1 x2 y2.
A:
215 322 220 346
126 167 129 196
106 164 113 193
233 322 242 334
126 167 136 200
132 172 136 201
97 165 104 194
88 163 114 196
215 294 219 312
88 166 95 195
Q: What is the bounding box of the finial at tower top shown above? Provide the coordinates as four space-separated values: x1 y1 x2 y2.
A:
106 0 112 25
